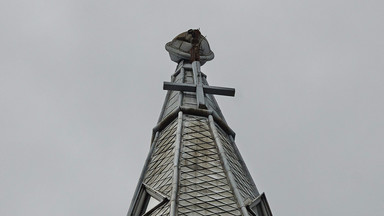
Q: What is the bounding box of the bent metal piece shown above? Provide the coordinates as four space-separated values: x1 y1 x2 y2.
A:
165 29 214 65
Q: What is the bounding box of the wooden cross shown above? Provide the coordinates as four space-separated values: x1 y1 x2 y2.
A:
163 61 235 109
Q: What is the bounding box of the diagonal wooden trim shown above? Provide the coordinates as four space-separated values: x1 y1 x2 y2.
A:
127 132 160 216
208 115 250 216
170 111 183 216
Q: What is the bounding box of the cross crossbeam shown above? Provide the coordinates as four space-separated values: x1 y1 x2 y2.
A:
163 82 235 97
163 61 235 109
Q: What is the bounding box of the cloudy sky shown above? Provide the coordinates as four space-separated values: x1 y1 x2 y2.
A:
1 1 383 215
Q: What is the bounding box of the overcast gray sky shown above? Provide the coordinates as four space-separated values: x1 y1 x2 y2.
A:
1 1 383 215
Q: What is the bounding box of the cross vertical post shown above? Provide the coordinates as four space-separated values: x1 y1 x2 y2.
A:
192 61 207 109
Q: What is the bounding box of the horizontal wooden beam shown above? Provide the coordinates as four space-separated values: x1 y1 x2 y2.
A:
164 81 235 97
163 82 196 92
204 86 235 96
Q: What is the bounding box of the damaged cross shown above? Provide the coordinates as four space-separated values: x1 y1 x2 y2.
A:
163 61 235 109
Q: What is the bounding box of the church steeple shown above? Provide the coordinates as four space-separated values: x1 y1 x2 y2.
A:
128 29 273 216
